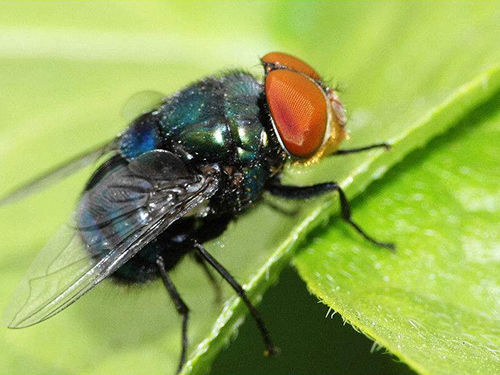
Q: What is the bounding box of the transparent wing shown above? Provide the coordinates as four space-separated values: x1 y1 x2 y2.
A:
0 140 118 207
121 90 165 123
1 90 167 208
2 150 219 328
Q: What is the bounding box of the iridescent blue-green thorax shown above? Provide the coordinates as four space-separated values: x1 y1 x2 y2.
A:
119 71 286 214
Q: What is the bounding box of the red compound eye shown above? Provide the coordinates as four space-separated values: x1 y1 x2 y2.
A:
261 52 321 81
265 69 328 158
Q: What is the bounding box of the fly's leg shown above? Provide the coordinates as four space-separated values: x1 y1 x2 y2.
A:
157 256 190 374
264 199 300 216
266 182 395 250
332 142 391 156
193 251 223 304
193 242 279 357
191 215 234 304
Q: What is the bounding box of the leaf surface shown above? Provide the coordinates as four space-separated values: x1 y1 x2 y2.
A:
1 2 500 374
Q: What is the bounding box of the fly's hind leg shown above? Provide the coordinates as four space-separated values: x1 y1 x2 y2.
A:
157 256 190 374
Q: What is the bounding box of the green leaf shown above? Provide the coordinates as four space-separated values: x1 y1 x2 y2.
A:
1 2 500 375
294 96 500 375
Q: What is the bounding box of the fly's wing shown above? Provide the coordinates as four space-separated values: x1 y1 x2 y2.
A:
1 90 168 208
2 150 219 328
121 90 165 123
0 140 118 207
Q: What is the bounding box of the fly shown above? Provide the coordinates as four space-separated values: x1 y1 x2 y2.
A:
1 52 393 374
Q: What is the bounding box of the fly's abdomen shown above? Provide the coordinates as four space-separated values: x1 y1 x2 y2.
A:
77 155 191 284
77 156 151 258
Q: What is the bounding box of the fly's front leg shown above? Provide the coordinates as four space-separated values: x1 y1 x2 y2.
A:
266 182 395 250
332 142 391 156
157 256 190 374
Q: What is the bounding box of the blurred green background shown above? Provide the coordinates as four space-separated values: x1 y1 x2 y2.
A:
1 1 500 374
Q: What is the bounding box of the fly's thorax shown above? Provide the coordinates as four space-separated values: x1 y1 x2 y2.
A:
206 137 285 216
205 161 266 216
208 72 286 215
117 70 286 215
153 71 265 165
119 111 164 160
118 71 278 166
